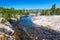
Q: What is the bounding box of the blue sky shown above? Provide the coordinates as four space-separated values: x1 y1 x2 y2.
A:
0 0 60 9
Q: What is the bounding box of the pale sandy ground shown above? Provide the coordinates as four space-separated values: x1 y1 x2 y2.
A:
32 15 60 32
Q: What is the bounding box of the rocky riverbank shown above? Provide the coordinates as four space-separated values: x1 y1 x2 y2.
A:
1 16 60 40
0 23 15 40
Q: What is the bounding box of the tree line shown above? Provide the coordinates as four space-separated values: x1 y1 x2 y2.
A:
0 4 60 21
41 4 60 15
0 7 29 20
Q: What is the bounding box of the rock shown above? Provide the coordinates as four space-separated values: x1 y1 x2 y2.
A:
0 24 15 40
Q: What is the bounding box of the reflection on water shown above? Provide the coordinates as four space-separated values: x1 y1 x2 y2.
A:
20 16 32 24
17 16 35 29
17 16 60 40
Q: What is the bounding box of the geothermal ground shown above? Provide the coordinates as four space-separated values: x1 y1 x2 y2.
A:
32 15 60 32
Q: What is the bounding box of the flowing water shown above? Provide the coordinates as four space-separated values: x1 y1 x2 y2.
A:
16 16 60 40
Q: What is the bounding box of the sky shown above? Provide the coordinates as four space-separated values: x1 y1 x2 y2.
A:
0 0 60 9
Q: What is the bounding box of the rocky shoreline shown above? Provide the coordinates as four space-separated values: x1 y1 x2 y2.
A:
1 16 60 40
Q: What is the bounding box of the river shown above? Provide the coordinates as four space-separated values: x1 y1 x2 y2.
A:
16 16 60 40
